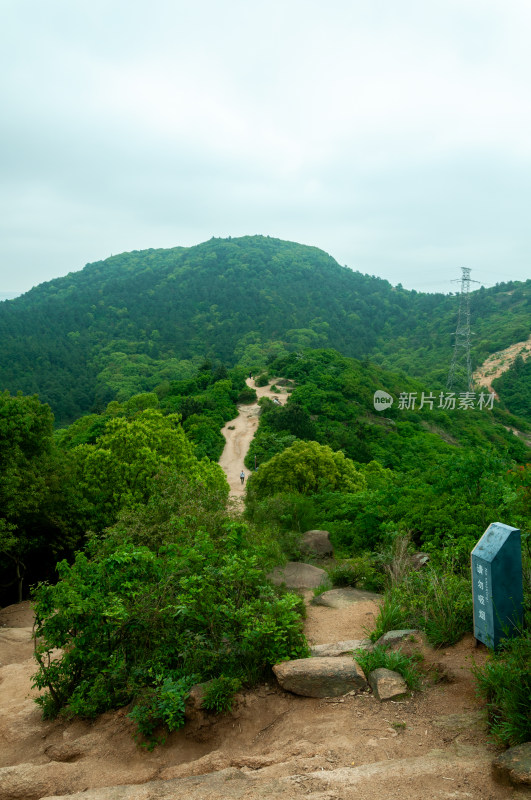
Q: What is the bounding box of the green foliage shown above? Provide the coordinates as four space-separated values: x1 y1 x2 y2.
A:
32 528 308 745
245 431 297 471
128 674 198 747
371 568 473 647
0 236 529 426
354 644 421 690
0 391 86 603
473 630 531 746
246 440 366 503
254 373 269 387
74 409 228 529
492 354 531 422
201 676 242 713
237 386 257 404
327 555 385 592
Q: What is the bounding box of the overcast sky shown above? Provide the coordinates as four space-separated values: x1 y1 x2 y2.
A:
2 0 531 297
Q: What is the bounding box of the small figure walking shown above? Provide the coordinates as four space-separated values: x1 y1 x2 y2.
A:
240 470 245 485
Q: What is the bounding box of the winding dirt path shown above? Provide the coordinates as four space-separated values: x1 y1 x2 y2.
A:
218 378 286 497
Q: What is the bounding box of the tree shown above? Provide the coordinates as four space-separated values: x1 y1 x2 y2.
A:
75 409 228 529
0 392 82 601
246 440 366 502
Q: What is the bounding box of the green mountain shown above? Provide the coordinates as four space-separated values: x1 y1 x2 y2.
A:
0 235 529 425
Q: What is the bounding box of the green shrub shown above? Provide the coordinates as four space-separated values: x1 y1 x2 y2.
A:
237 386 258 404
371 567 472 647
355 644 422 690
328 555 385 592
473 629 531 746
201 675 242 713
128 674 197 748
254 373 269 387
32 530 309 746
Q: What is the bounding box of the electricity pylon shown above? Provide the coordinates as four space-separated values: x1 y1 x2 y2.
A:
446 267 479 392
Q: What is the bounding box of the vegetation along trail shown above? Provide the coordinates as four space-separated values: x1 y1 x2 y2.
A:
219 377 285 496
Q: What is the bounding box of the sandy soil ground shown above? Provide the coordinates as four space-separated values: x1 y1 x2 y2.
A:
218 378 286 497
473 334 531 396
0 598 522 800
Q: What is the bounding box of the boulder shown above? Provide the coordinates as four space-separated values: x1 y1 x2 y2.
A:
312 587 381 608
301 530 333 557
310 639 371 657
492 742 531 786
374 629 420 647
368 668 408 701
268 562 327 589
273 656 367 697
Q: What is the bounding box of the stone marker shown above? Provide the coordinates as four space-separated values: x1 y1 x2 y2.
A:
368 668 408 701
301 530 333 556
471 522 523 649
492 742 531 786
312 587 381 608
273 656 367 697
268 562 327 589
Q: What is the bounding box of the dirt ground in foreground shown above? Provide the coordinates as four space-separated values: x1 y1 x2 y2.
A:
0 597 524 800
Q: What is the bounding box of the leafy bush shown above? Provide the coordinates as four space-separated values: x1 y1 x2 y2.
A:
128 673 197 747
371 567 472 647
254 373 269 387
355 644 422 690
237 386 257 404
473 629 531 746
32 529 308 745
328 555 384 592
201 675 242 713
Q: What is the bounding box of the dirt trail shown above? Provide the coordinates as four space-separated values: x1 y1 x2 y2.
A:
218 378 286 497
0 599 522 800
473 334 531 396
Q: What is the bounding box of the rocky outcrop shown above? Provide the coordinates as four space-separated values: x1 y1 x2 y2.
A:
268 562 327 589
368 668 408 701
310 639 371 657
301 530 333 557
312 587 381 608
492 742 531 786
374 629 420 647
273 656 367 697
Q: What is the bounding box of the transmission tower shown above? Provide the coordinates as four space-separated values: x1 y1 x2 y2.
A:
446 267 479 392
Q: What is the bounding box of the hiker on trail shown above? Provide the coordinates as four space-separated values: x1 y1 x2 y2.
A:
240 470 245 485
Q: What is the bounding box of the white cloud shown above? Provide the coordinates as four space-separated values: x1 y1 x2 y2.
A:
1 0 531 294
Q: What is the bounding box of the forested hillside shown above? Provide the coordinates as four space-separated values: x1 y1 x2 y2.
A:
0 236 529 425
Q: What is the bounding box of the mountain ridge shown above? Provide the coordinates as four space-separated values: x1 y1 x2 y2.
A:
0 235 529 425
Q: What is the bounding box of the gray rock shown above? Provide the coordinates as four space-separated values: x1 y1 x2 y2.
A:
301 530 333 556
310 639 372 657
312 587 381 608
368 668 408 701
432 710 486 730
492 742 531 786
411 552 430 569
273 656 367 697
374 629 420 647
268 562 327 589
